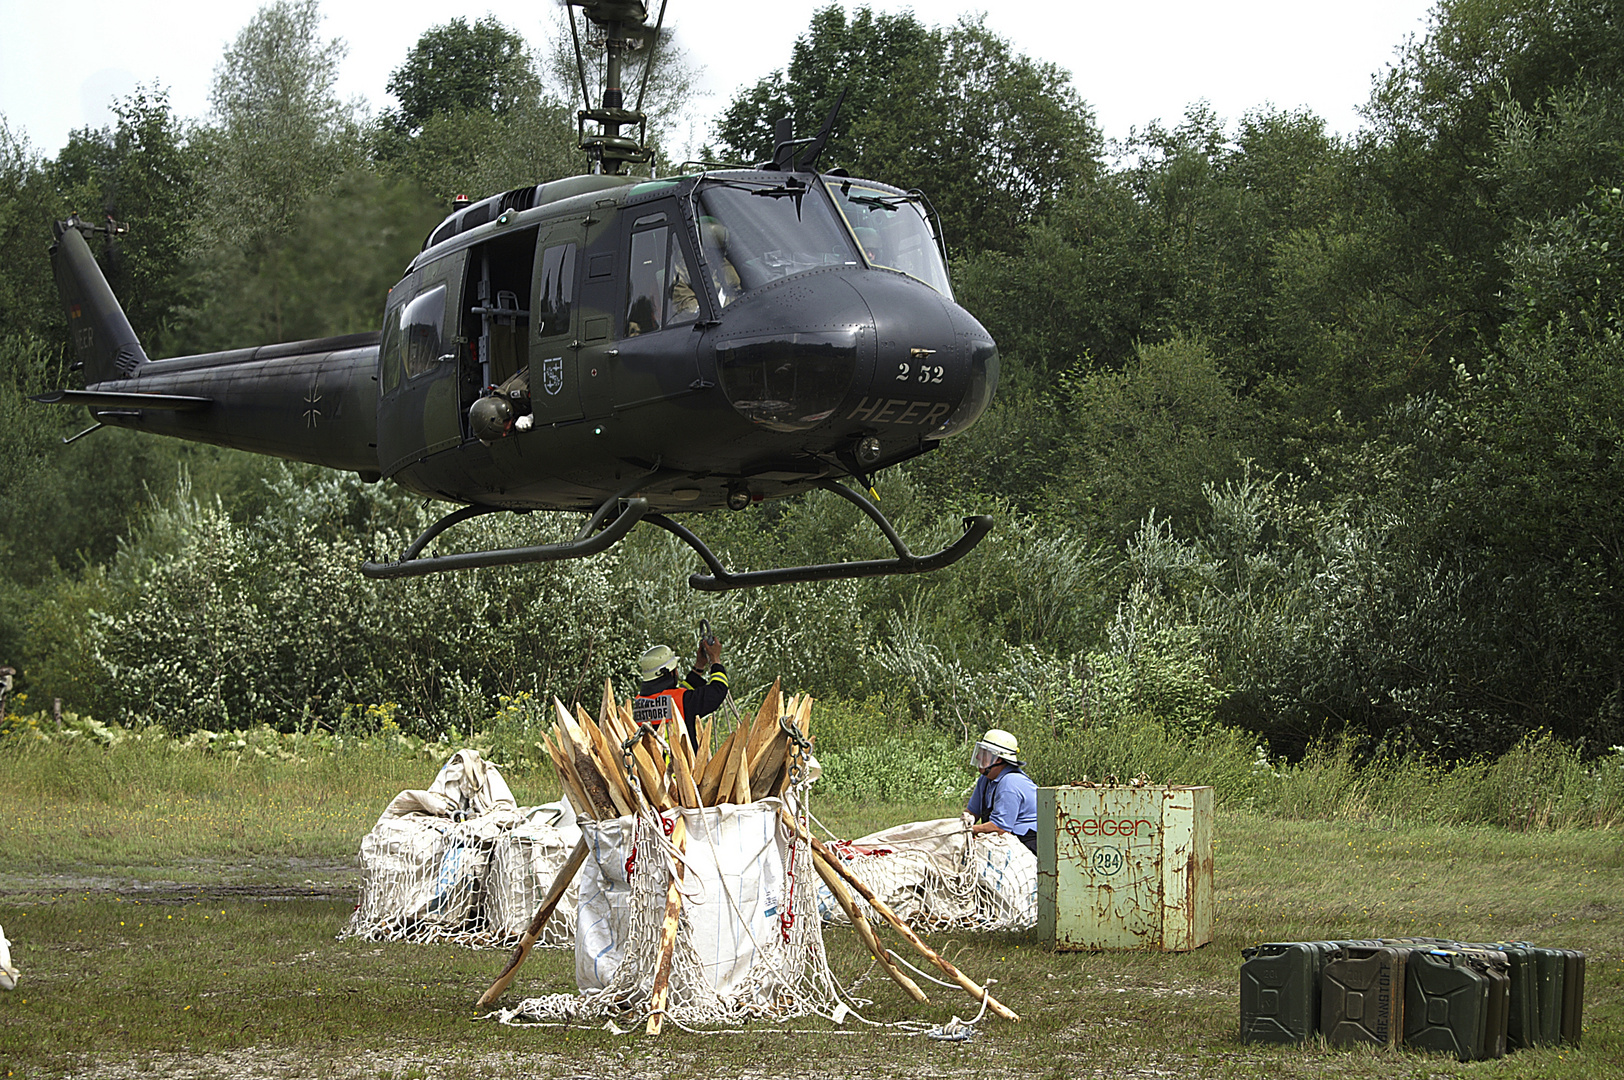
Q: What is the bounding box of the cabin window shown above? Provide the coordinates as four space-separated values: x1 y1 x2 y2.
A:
695 180 857 304
535 242 577 338
379 299 405 395
828 182 952 297
625 226 699 335
402 283 448 379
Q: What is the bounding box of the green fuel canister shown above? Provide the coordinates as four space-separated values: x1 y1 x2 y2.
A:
1240 943 1320 1044
1533 946 1567 1045
1322 945 1407 1048
1403 950 1490 1061
1559 949 1586 1046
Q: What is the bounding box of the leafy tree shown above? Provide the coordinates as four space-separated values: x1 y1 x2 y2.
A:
1045 338 1251 544
204 168 445 345
378 98 579 202
713 6 1099 256
1360 0 1624 372
385 17 542 134
177 0 365 349
0 122 70 343
204 0 358 240
49 88 201 355
374 16 586 201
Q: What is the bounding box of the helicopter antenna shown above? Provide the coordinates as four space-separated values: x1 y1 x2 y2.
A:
766 89 846 173
567 0 665 175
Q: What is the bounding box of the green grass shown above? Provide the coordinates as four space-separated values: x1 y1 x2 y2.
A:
0 734 1619 1078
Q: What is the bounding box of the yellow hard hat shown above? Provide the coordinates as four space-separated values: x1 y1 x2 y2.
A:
638 645 680 681
971 728 1020 769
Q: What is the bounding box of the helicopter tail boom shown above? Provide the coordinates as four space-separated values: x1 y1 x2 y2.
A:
43 218 383 477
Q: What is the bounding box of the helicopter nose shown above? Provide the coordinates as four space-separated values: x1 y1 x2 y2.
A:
852 270 997 441
708 268 996 440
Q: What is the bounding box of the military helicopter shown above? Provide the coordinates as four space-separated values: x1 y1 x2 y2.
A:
38 0 998 591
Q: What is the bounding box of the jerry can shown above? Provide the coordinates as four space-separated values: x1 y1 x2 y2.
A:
1481 943 1536 1050
1454 949 1510 1059
1533 946 1566 1045
1403 950 1489 1061
1239 943 1319 1043
1560 949 1585 1046
1322 945 1406 1048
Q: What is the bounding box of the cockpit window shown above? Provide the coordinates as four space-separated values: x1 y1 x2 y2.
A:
827 182 952 298
402 284 448 379
694 179 860 307
625 225 700 335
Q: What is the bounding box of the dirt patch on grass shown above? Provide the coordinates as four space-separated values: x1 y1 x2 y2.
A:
0 859 359 903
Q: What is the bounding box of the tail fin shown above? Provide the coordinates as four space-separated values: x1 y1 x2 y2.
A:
51 217 148 385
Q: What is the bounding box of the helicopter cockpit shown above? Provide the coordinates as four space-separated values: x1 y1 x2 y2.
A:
827 181 953 297
691 175 951 309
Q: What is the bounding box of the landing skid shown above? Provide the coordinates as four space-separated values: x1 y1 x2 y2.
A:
648 480 993 591
360 497 650 580
358 480 993 589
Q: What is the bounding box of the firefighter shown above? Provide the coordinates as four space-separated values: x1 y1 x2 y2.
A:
633 637 729 749
962 728 1039 855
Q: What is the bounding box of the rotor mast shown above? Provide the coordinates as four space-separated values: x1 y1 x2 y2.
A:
570 0 663 175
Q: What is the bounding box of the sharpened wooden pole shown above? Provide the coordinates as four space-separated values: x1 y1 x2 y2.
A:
477 837 590 1008
810 845 929 1004
645 814 688 1034
778 809 1019 1022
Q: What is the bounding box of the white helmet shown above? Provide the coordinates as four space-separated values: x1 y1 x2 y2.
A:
638 645 680 681
971 728 1019 770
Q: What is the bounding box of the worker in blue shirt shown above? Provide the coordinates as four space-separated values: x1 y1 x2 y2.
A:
962 728 1038 855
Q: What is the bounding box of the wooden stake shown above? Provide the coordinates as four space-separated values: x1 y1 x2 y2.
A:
669 728 702 809
645 814 688 1034
778 810 1019 1022
554 699 617 818
543 729 595 818
809 847 928 1004
697 724 736 803
729 729 753 804
477 837 590 1008
575 706 635 818
695 714 713 777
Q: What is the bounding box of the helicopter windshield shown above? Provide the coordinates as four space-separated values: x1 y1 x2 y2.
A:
827 183 951 297
694 178 860 307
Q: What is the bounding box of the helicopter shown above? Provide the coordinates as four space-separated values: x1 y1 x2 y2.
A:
37 0 999 591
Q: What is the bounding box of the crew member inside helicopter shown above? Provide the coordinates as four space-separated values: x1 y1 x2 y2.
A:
962 729 1039 854
633 637 730 750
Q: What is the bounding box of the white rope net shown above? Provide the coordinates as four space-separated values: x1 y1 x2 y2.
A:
498 795 856 1030
340 751 582 949
817 818 1037 933
341 809 584 949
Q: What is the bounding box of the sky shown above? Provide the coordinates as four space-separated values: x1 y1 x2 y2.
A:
0 0 1439 162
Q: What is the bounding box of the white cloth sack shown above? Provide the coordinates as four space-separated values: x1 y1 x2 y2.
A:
349 749 527 939
484 802 584 942
575 800 786 996
817 816 1037 931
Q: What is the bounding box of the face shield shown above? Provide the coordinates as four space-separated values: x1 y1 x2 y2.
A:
970 741 1004 771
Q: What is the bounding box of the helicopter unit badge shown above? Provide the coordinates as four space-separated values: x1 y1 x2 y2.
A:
542 356 564 396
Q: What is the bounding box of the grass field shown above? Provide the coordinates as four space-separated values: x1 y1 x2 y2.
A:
0 740 1619 1079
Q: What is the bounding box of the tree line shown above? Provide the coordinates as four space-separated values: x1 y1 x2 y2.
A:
0 0 1619 760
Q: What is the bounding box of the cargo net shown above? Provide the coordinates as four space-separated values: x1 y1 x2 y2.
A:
817 817 1037 933
340 750 582 949
498 797 859 1031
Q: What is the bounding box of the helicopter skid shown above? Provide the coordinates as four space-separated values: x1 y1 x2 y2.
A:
360 497 650 580
356 480 992 589
647 479 993 591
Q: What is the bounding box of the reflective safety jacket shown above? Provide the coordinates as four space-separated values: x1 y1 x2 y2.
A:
632 688 686 732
